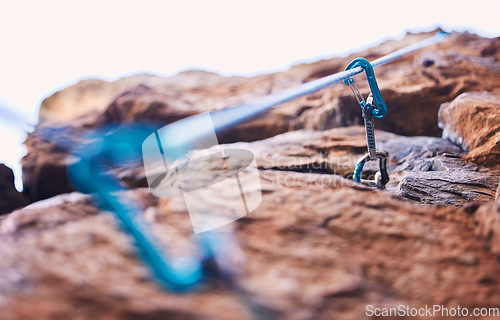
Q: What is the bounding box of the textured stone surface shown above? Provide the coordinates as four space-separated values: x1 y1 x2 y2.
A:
474 201 500 256
0 164 28 215
38 71 231 124
439 91 500 168
396 168 499 206
38 32 500 138
2 171 500 320
291 33 500 136
225 126 500 205
5 31 500 319
23 32 500 203
21 120 500 206
395 91 500 205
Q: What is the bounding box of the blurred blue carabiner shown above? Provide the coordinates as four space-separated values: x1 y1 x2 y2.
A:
67 124 211 292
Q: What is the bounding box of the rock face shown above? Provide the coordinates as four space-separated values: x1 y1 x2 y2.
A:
294 33 500 136
474 201 500 256
0 164 28 215
396 168 499 205
394 91 500 205
439 91 500 168
38 71 231 124
225 126 498 206
2 172 500 320
23 31 500 203
39 31 500 137
2 31 500 319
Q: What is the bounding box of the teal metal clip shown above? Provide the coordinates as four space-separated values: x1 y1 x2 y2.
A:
344 58 387 118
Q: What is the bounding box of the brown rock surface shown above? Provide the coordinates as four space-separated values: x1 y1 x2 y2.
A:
2 171 500 320
38 71 231 124
293 34 500 136
439 91 500 168
39 32 500 137
396 168 499 205
229 126 499 205
474 201 500 256
497 181 500 200
23 32 500 203
395 91 500 205
23 121 499 206
5 31 500 319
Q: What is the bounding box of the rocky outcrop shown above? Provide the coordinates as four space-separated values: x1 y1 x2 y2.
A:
24 32 500 203
0 164 28 215
3 31 500 319
294 33 500 136
396 168 499 205
38 71 231 124
224 126 498 206
439 91 500 168
2 171 500 320
39 31 500 137
20 116 95 202
394 91 500 205
474 201 500 256
22 120 498 206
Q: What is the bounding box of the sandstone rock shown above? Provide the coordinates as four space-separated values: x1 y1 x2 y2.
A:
38 32 500 140
219 126 499 206
0 164 28 215
5 29 500 320
101 83 293 144
497 181 500 201
39 71 231 124
22 119 499 206
439 91 500 168
474 201 500 256
23 32 500 203
396 168 499 206
292 33 500 136
1 171 500 319
392 143 499 206
392 91 500 205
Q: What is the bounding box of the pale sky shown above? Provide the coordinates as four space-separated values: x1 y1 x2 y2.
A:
0 0 499 190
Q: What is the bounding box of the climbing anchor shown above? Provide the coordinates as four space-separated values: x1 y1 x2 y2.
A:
344 58 389 189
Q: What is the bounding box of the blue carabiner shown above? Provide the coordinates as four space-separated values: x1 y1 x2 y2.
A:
344 58 387 118
67 124 212 292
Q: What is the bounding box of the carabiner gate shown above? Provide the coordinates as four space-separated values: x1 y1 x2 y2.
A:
353 151 389 190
